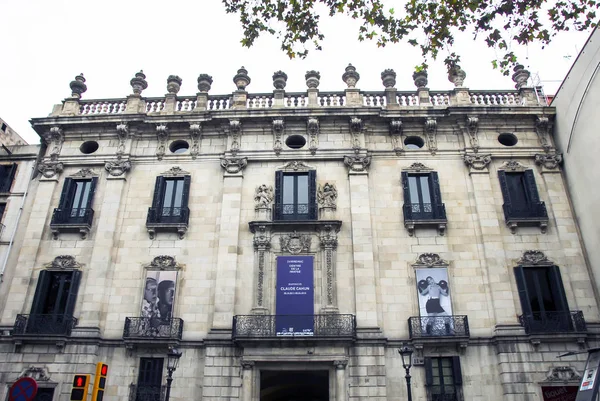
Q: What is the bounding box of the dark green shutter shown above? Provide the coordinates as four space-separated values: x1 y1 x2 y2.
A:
64 270 81 317
274 171 283 220
86 178 98 209
498 171 511 204
181 176 191 207
308 170 317 220
151 177 166 209
401 172 410 202
424 358 433 387
549 265 569 312
30 270 51 314
4 164 17 191
58 178 74 209
514 266 532 316
452 356 463 385
523 170 541 204
430 172 442 204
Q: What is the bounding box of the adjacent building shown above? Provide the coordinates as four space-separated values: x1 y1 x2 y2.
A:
0 66 596 401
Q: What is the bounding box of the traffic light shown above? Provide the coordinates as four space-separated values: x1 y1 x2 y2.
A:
70 374 91 401
91 363 108 401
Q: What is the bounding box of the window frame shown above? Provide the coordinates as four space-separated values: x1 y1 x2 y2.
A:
401 168 447 235
0 163 17 193
425 356 463 401
146 171 191 239
498 167 548 233
274 170 317 221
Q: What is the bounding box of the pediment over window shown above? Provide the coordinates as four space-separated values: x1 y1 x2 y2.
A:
276 161 315 172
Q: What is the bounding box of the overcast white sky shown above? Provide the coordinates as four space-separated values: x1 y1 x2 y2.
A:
0 0 589 144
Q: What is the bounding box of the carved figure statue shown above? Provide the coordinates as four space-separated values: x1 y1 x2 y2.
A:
254 185 274 208
318 183 338 208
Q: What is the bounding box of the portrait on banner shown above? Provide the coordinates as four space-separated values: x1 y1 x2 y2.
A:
140 270 177 335
415 267 453 335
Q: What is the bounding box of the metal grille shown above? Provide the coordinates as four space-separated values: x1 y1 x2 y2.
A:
408 316 469 338
146 207 190 225
233 314 356 339
51 208 94 226
518 311 586 334
123 317 184 340
503 201 547 220
403 203 446 220
13 314 77 336
129 384 166 401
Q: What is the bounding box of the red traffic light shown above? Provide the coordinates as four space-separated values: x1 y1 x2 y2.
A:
73 375 87 388
100 365 108 376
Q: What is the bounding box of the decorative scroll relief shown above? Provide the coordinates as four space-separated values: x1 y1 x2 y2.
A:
349 117 363 153
272 119 284 155
389 119 403 155
116 123 129 156
37 159 64 179
319 224 339 308
402 162 433 172
44 126 64 158
144 255 182 270
156 124 169 160
189 122 201 159
70 168 97 178
229 119 241 155
517 250 553 266
343 155 371 173
307 117 319 155
465 116 480 152
44 255 82 269
424 118 437 155
535 116 552 152
220 157 248 175
280 231 312 255
463 153 491 172
277 160 315 172
535 153 563 170
542 366 582 383
254 185 274 208
161 166 191 177
105 160 132 177
499 160 529 172
17 366 51 381
412 253 449 268
317 183 337 209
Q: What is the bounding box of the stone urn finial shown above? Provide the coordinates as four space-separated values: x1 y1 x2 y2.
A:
305 70 321 89
381 69 396 89
69 73 87 99
342 64 360 88
272 70 288 90
197 74 213 93
512 64 531 89
167 75 182 94
448 65 467 87
130 70 148 95
412 69 428 88
233 66 251 90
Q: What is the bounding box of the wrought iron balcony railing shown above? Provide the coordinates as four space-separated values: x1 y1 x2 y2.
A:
50 208 94 226
233 314 356 339
430 392 459 401
403 202 447 221
503 201 548 221
129 384 166 401
518 311 587 334
13 314 78 336
146 207 190 225
274 203 317 221
123 317 184 340
408 315 470 338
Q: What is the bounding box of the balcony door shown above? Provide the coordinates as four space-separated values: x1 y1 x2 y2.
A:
151 176 191 222
136 358 164 401
58 178 97 220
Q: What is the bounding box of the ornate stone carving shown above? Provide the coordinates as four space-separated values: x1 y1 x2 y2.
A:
535 153 563 170
403 162 432 172
44 126 64 158
317 183 337 208
280 231 312 255
130 71 148 95
197 74 213 93
37 159 64 179
272 70 288 90
241 361 255 370
342 64 360 88
233 67 251 90
272 119 284 155
278 161 314 172
535 116 552 152
307 117 319 155
220 157 248 174
105 160 132 177
319 224 339 249
69 74 87 98
116 123 129 156
252 225 271 310
389 119 403 155
254 185 274 208
71 168 97 178
189 122 201 159
349 117 363 153
334 360 348 369
305 70 321 89
512 65 531 90
542 366 582 383
166 75 182 95
18 366 51 381
156 124 169 160
463 154 492 172
145 255 181 270
229 119 241 155
466 116 479 152
448 65 467 87
500 160 528 172
253 225 271 249
424 118 437 154
412 253 449 268
161 166 190 177
344 155 371 173
381 69 396 89
44 255 82 269
318 224 340 310
517 250 553 266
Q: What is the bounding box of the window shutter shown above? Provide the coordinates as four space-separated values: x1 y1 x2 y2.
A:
308 170 317 220
430 172 442 204
274 171 283 220
549 265 570 312
85 177 98 209
64 270 82 317
5 164 17 191
452 356 463 385
424 358 433 386
498 170 511 203
30 270 51 314
151 177 166 209
58 178 74 209
514 266 532 315
401 172 410 202
181 176 191 207
523 170 541 204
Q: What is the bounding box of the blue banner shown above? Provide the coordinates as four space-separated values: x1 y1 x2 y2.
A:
276 256 314 336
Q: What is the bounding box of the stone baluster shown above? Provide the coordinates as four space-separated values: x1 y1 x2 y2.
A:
196 74 213 111
272 71 287 108
125 71 148 114
412 70 431 105
342 64 362 106
448 65 471 105
232 67 250 109
305 70 320 107
163 75 182 113
60 74 87 116
381 69 397 107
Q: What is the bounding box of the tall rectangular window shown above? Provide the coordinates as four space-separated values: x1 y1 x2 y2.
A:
425 357 463 401
401 171 445 220
0 163 17 192
274 171 316 221
57 178 97 216
135 358 164 401
498 169 547 219
149 176 191 222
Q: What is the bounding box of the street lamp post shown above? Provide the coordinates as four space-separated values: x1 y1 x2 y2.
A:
398 344 414 401
165 348 182 401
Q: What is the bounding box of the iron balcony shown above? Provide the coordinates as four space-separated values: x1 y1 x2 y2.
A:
123 317 184 341
518 311 587 334
408 315 470 339
233 314 356 339
129 384 166 401
13 314 78 336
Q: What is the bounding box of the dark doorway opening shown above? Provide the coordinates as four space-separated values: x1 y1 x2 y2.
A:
260 370 329 401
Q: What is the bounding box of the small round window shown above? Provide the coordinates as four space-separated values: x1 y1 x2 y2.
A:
498 133 518 147
404 136 425 149
80 141 99 154
170 140 190 154
285 135 306 149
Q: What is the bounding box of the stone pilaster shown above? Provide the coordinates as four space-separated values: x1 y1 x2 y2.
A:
319 225 339 313
241 361 254 401
251 224 271 315
335 360 348 401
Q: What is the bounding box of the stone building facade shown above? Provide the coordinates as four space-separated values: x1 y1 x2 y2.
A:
0 117 28 146
0 66 597 401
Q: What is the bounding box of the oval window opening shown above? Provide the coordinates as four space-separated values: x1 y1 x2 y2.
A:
170 140 190 154
80 141 99 154
404 136 425 149
498 133 518 147
285 135 306 149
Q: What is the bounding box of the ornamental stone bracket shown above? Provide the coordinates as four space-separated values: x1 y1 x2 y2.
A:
144 255 182 270
16 366 52 382
389 119 403 155
463 153 491 174
220 157 248 176
156 124 169 160
105 159 132 179
229 119 242 155
349 117 364 154
535 152 563 173
189 122 202 159
277 160 315 172
254 184 274 220
317 182 338 219
42 126 64 159
344 154 371 175
465 116 480 152
37 158 64 180
499 160 529 172
44 255 83 270
272 118 284 155
412 253 449 269
424 118 438 155
307 117 319 155
161 166 191 177
540 366 582 384
319 224 340 313
535 116 553 153
403 162 433 172
116 122 129 157
516 250 554 266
